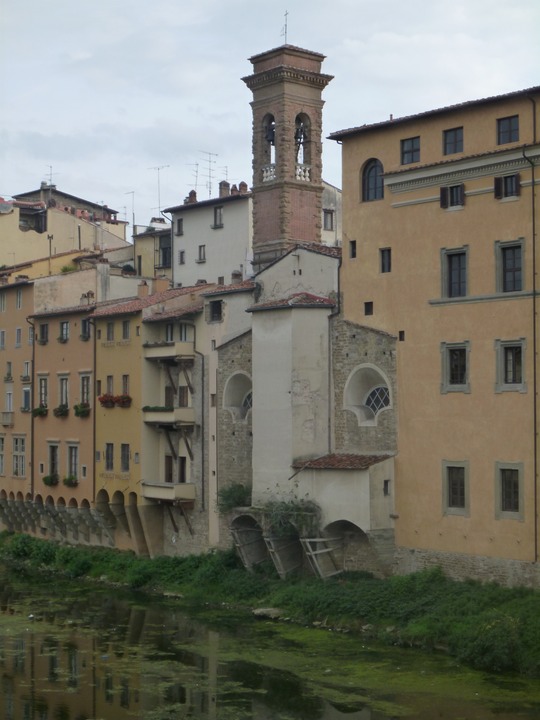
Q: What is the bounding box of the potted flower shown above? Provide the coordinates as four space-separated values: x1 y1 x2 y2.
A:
98 394 116 408
63 475 78 488
115 394 132 408
32 404 48 418
53 404 69 418
43 474 59 487
74 402 91 418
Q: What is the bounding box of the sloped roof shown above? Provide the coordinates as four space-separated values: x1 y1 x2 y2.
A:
203 280 256 297
292 454 392 470
247 292 335 313
143 302 204 322
329 85 540 141
91 284 214 318
255 242 341 277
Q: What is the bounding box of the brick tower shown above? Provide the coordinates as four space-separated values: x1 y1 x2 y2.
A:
243 45 333 272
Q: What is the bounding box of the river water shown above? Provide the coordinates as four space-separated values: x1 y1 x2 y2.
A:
1 565 540 720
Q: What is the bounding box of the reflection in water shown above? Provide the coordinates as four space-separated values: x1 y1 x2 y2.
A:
0 566 539 719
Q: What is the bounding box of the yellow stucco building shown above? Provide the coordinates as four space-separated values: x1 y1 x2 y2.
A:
331 86 540 583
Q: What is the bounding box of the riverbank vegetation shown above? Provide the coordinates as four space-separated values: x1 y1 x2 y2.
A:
2 531 540 677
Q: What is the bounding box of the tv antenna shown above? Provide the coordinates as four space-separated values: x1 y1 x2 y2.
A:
148 165 169 214
281 10 289 44
187 163 199 192
199 151 218 198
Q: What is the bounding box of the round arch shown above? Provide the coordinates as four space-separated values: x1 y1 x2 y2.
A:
223 372 253 421
343 363 392 426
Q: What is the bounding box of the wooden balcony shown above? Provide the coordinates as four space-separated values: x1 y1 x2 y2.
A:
142 406 195 426
143 341 194 362
141 481 196 502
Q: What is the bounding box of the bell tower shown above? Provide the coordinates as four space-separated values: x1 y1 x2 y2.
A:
243 45 333 272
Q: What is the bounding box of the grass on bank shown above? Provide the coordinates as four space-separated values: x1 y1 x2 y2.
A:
2 531 540 677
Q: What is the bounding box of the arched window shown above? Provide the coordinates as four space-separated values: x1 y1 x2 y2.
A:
362 159 384 201
262 114 276 166
224 372 253 422
344 364 391 426
365 386 390 414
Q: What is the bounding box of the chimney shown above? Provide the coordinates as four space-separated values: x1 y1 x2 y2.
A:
230 184 239 196
137 281 149 298
152 277 171 294
219 180 230 198
239 181 248 194
231 270 243 284
184 190 197 205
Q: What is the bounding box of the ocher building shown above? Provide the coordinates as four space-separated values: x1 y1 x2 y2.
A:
331 86 540 584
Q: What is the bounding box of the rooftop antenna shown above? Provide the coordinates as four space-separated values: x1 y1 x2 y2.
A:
125 190 135 236
220 166 229 182
281 10 288 44
187 163 199 192
148 165 169 214
199 151 218 198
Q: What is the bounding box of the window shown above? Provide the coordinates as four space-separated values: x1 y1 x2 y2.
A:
59 321 69 342
16 289 22 310
106 322 114 341
178 250 185 265
0 436 4 475
159 236 171 268
0 330 4 350
165 323 174 342
28 325 34 345
495 339 526 392
15 328 22 347
209 300 222 322
213 206 223 228
401 136 420 164
59 376 69 405
22 387 31 412
362 159 384 201
442 461 469 516
179 385 189 407
23 360 31 378
179 323 189 341
443 127 463 155
122 320 130 340
440 184 465 208
380 248 391 273
365 386 389 413
495 462 523 520
81 318 91 340
496 241 522 293
364 301 373 316
197 245 206 263
39 377 48 406
441 248 467 298
68 445 79 479
5 390 12 411
13 437 25 477
81 375 91 404
121 444 130 472
105 443 114 471
349 240 357 259
497 115 519 144
5 361 12 379
494 174 520 199
175 218 184 236
0 294 5 312
323 209 334 231
122 374 129 395
49 444 59 476
39 323 48 344
106 376 114 394
441 341 470 393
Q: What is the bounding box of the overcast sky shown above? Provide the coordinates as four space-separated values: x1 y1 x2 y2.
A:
1 0 539 235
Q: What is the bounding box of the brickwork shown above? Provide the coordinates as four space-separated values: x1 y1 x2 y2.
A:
215 332 253 548
332 318 397 454
396 546 540 588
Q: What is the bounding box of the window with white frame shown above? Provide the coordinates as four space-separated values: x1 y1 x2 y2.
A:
5 391 13 412
23 361 31 379
59 376 69 405
179 323 189 341
15 328 21 347
121 444 130 472
213 206 223 228
38 376 48 406
122 320 130 340
106 376 114 395
22 387 31 412
13 437 25 477
49 444 59 477
80 375 91 404
106 322 114 341
495 462 523 520
165 323 174 342
68 445 79 479
28 325 34 345
59 321 69 342
105 443 114 471
122 375 129 395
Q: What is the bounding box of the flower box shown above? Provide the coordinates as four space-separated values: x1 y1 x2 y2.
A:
53 404 69 418
32 405 48 418
43 474 59 487
63 475 78 488
115 395 132 408
98 394 116 408
74 402 91 418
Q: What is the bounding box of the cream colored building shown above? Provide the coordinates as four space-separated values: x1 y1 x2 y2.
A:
331 85 540 584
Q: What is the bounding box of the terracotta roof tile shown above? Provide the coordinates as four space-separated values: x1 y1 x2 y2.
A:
143 302 204 322
248 292 335 313
292 454 392 470
203 280 256 297
91 284 214 318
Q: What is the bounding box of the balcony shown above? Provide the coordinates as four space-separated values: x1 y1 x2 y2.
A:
142 406 195 426
143 341 194 362
1 412 14 427
141 481 196 502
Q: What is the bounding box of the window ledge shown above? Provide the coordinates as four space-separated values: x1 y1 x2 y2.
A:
195 259 206 264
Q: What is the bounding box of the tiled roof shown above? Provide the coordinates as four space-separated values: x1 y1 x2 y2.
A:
91 284 214 318
30 304 97 319
292 454 392 470
143 302 204 322
329 85 540 141
203 280 256 297
164 192 251 214
247 292 335 313
255 242 341 276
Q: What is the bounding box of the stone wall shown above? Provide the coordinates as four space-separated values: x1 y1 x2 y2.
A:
331 318 397 454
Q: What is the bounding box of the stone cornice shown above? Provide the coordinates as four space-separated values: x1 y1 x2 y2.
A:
243 67 333 91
